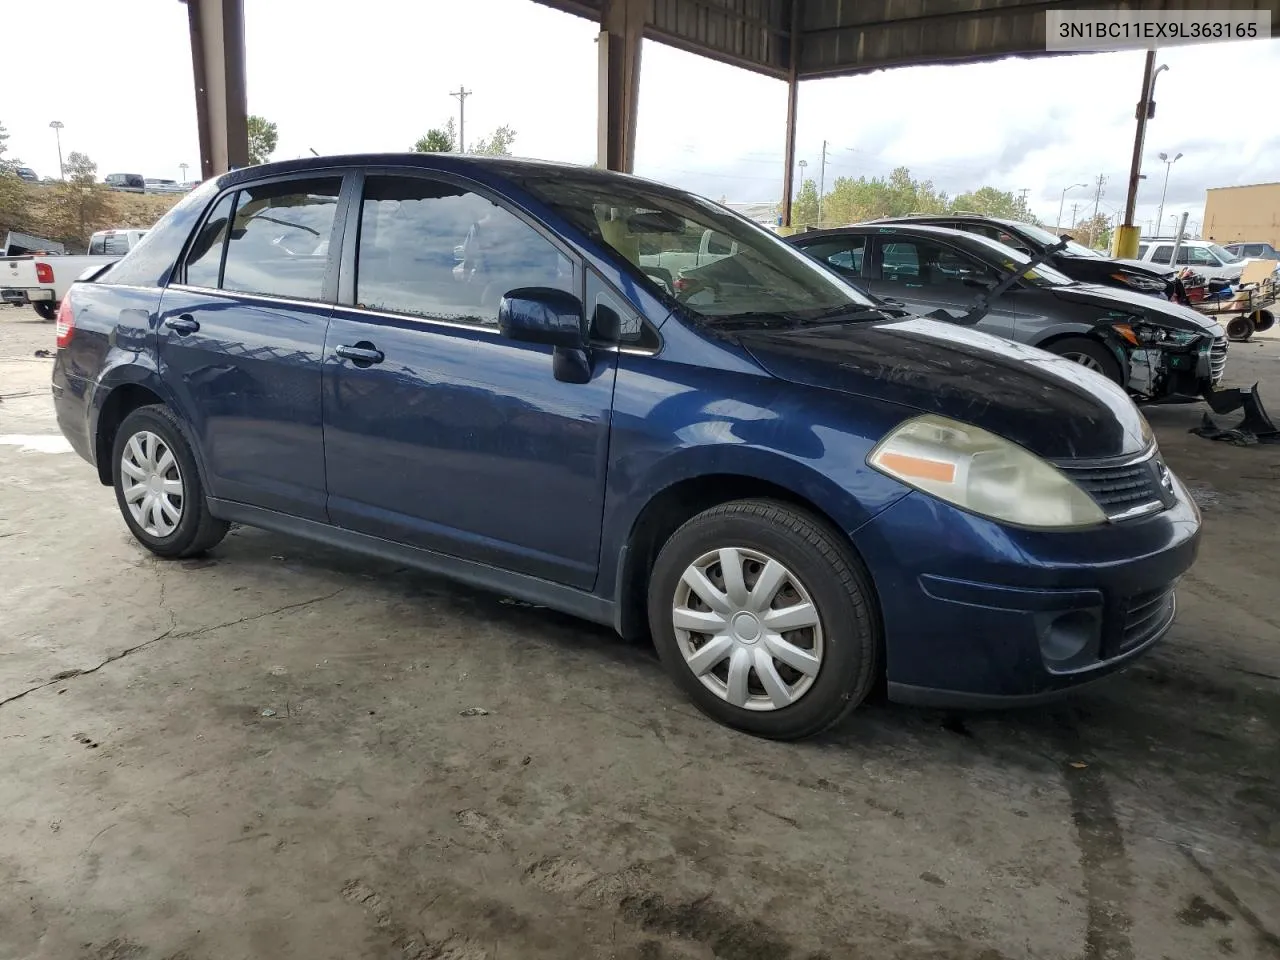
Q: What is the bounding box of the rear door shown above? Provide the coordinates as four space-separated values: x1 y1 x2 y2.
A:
157 172 348 520
866 236 1018 338
321 171 617 589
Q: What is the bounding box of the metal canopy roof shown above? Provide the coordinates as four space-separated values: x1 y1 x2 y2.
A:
537 0 1278 79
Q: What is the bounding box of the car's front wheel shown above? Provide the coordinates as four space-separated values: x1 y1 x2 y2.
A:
112 405 229 558
1044 336 1123 384
647 499 879 739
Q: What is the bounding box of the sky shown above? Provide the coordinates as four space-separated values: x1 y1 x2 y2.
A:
3 0 1279 236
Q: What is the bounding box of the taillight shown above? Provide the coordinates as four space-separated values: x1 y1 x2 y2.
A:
35 262 54 284
55 296 75 348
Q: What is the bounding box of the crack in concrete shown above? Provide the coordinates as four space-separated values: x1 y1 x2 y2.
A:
0 586 346 710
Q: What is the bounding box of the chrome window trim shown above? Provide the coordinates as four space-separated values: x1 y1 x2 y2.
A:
168 283 334 313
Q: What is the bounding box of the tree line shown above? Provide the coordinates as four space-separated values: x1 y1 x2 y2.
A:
791 166 1112 249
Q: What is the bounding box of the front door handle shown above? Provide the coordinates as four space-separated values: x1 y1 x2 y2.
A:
164 314 200 335
335 342 385 366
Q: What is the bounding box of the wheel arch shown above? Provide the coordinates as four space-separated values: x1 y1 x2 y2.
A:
607 454 897 644
92 367 207 490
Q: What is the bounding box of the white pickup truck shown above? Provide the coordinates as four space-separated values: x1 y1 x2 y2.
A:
1 228 146 319
639 228 738 284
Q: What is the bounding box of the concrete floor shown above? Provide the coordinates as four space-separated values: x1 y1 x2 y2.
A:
1 303 1278 960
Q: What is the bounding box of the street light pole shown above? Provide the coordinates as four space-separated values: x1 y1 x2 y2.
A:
1156 151 1182 233
179 162 189 182
48 120 65 179
1056 183 1088 231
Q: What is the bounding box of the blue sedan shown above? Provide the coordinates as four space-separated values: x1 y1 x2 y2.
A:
50 154 1200 739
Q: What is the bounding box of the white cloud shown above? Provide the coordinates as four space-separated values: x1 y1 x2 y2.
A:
4 0 1277 238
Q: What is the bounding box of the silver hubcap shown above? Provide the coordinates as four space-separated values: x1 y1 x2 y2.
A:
1062 351 1103 372
120 430 184 538
673 547 824 712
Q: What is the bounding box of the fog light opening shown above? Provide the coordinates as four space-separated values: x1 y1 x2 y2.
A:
1040 609 1100 667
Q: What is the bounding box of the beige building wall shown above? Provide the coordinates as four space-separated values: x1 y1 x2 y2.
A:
1202 183 1280 245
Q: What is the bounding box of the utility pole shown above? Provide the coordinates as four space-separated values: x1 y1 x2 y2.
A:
49 120 65 180
450 86 472 153
1070 202 1079 228
817 139 829 226
1018 187 1030 220
1092 173 1106 223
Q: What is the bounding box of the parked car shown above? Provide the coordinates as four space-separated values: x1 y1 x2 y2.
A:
145 178 188 194
1135 237 1277 282
1 228 146 319
786 223 1227 401
105 173 146 193
874 213 1177 299
51 154 1200 739
14 166 39 183
1222 241 1280 260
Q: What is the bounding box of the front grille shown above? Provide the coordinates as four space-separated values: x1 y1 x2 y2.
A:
1059 458 1164 519
1210 335 1228 384
1116 586 1176 655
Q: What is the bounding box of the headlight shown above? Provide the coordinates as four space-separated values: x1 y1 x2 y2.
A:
868 415 1107 528
1112 321 1202 346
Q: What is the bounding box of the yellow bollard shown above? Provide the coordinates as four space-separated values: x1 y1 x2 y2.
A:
1113 225 1141 260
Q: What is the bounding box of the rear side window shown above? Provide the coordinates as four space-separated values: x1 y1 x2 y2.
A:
183 193 236 287
220 178 342 300
1150 245 1173 264
354 175 574 326
1137 243 1149 258
706 231 733 255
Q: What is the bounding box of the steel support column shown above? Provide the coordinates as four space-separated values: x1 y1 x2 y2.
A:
1115 49 1156 259
183 0 248 178
598 0 647 172
779 1 800 230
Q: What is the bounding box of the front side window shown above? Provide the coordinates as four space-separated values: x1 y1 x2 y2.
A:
879 240 998 287
355 176 574 326
796 237 866 279
220 177 341 300
513 171 878 325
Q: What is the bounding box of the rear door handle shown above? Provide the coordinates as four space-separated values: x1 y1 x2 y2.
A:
335 342 384 365
164 314 200 335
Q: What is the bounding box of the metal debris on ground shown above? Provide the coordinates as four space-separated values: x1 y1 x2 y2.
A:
261 708 277 718
33 349 51 358
459 707 490 717
1192 384 1280 445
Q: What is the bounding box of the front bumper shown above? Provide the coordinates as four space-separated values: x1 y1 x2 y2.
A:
854 479 1200 705
1128 334 1226 400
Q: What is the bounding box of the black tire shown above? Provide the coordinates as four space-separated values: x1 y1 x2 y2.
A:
1044 336 1124 384
32 301 57 321
111 404 228 558
1226 315 1255 341
1253 310 1275 333
647 499 879 740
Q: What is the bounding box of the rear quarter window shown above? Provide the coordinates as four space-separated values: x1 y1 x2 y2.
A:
95 180 223 288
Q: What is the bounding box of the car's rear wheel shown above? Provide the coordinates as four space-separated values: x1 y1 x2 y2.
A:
1045 336 1123 384
112 405 228 558
32 302 57 321
647 499 878 739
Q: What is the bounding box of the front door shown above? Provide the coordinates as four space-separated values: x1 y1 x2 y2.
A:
322 173 617 589
867 236 1018 340
158 174 346 520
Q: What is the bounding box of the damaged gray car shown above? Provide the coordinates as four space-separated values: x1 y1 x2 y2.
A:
786 222 1227 402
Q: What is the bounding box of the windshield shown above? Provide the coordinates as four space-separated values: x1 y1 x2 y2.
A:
516 171 879 325
955 232 1076 286
1015 221 1105 259
1209 243 1242 263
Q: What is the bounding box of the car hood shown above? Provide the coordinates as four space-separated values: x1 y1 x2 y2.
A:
1059 253 1173 280
1049 282 1223 334
736 316 1149 460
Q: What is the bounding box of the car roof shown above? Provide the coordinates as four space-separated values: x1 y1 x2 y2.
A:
794 222 987 242
875 212 1027 230
214 152 671 194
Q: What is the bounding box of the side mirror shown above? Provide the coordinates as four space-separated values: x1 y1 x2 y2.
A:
498 287 585 348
